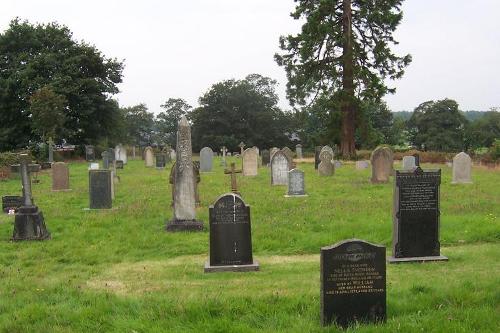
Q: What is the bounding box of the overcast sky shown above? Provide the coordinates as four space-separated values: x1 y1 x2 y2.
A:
2 0 499 113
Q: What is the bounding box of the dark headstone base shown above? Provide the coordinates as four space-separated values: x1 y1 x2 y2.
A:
165 219 204 232
12 206 51 241
204 261 259 273
388 255 448 264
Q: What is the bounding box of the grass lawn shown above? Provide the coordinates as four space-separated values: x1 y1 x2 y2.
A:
0 158 498 332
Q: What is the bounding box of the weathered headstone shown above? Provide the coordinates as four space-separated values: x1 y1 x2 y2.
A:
155 153 166 169
295 144 303 159
270 147 279 160
261 149 270 166
356 160 370 169
321 146 334 160
402 156 416 170
204 193 259 272
144 147 154 167
166 116 203 231
115 160 124 169
388 168 447 263
321 239 386 327
242 148 258 176
169 161 201 207
85 145 95 161
285 169 307 197
314 146 322 169
282 146 294 161
115 144 128 164
88 169 112 209
200 147 214 172
108 148 115 163
2 195 23 213
101 151 110 169
252 146 259 156
52 162 70 191
452 152 472 184
271 151 289 185
370 146 393 183
12 154 50 241
318 150 334 176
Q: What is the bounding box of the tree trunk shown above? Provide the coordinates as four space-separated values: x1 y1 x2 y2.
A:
340 0 356 158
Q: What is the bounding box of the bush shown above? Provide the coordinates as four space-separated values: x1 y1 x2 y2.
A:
489 139 500 161
0 151 22 167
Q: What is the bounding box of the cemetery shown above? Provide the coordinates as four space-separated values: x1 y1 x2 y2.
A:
0 1 499 332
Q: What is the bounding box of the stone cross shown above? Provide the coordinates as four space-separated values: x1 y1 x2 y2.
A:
220 146 227 167
238 142 245 155
224 162 242 194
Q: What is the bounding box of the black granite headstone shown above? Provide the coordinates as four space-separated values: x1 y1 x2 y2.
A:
321 239 386 327
389 167 447 263
205 193 259 272
156 154 166 169
314 146 321 170
85 145 95 161
2 195 23 213
116 160 124 169
89 170 112 209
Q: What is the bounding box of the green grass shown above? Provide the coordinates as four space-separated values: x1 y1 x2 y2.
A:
0 158 498 332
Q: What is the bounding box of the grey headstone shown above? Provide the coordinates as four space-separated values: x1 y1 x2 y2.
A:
144 147 154 167
242 148 258 176
200 147 214 172
318 150 334 176
286 169 307 196
452 152 472 184
85 145 95 161
295 144 303 159
101 151 110 169
52 162 70 191
156 153 166 169
370 146 393 183
402 156 416 170
271 151 289 185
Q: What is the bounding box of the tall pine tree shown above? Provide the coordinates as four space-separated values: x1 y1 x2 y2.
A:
276 0 411 157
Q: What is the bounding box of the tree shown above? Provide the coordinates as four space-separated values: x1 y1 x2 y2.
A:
155 98 192 147
121 104 155 146
190 74 292 151
275 0 411 157
0 19 123 151
28 86 67 142
408 99 468 151
356 100 395 148
465 110 500 149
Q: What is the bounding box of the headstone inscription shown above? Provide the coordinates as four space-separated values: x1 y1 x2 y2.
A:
200 147 214 172
155 153 166 169
12 154 51 241
402 156 416 170
242 148 258 176
261 149 270 166
285 169 307 197
204 193 259 272
318 150 334 176
270 151 290 185
314 146 322 170
388 168 448 263
144 147 154 167
85 145 95 161
370 146 393 183
452 152 472 184
2 196 23 213
52 162 70 191
166 116 203 231
295 144 303 159
321 239 386 327
224 162 242 194
88 169 113 209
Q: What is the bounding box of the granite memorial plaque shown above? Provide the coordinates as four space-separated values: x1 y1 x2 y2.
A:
89 170 112 209
321 239 386 327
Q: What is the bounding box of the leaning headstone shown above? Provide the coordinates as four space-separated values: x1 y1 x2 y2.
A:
261 149 270 166
370 146 393 183
204 193 259 272
318 150 334 176
402 156 416 170
85 145 95 161
144 147 154 167
52 162 70 191
156 153 166 169
2 195 23 213
200 147 214 172
314 146 322 169
242 148 258 176
321 239 386 327
12 154 50 240
166 116 203 231
295 144 303 159
271 151 290 185
285 169 307 197
88 169 112 209
388 167 447 263
452 152 472 184
356 160 370 169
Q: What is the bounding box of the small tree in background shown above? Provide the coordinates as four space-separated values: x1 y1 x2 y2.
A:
155 98 192 147
29 86 66 142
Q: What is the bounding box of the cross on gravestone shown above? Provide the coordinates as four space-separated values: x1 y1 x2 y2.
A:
224 162 242 194
11 154 50 240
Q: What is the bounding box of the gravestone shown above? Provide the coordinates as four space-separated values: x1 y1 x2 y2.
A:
200 147 214 172
89 163 100 170
402 156 416 170
144 146 154 167
356 160 370 169
115 144 128 164
116 160 124 169
321 239 386 327
52 162 70 191
252 146 259 156
224 162 242 194
271 151 290 185
88 169 112 209
285 169 307 197
204 193 259 272
413 153 420 167
452 152 472 184
238 142 246 155
388 168 448 263
101 151 110 169
242 148 258 176
318 150 334 176
370 146 393 183
261 149 270 166
220 146 227 167
156 153 166 169
85 145 95 161
321 146 334 160
314 146 322 169
166 116 203 231
48 138 54 163
2 196 23 213
295 144 303 159
270 147 279 160
12 154 51 241
169 161 201 207
108 148 115 163
282 147 294 161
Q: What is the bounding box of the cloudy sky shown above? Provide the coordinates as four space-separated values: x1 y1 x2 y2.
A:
2 0 499 113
